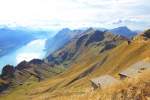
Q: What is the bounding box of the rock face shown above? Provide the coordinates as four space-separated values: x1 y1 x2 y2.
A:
0 65 15 92
15 61 30 70
1 65 15 80
76 34 88 50
29 59 44 65
85 30 105 46
143 29 150 38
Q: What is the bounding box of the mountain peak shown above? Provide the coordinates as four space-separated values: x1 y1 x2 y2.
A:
58 28 71 34
109 26 137 39
117 26 129 29
112 26 131 31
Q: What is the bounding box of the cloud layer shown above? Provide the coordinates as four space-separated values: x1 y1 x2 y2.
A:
0 0 149 30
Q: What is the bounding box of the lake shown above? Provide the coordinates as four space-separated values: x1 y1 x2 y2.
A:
0 39 46 71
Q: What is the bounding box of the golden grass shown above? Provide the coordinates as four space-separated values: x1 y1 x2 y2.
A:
42 69 150 100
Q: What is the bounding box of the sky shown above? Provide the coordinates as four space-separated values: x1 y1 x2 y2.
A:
0 0 149 30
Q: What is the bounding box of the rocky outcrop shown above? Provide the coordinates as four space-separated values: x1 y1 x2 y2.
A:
15 60 30 70
85 30 105 46
1 65 15 81
143 29 150 38
76 34 88 50
29 59 44 65
0 58 65 93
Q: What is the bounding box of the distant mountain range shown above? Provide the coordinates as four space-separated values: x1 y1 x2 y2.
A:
45 26 138 55
108 26 137 39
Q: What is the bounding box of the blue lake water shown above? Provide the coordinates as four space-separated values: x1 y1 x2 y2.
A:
0 39 46 71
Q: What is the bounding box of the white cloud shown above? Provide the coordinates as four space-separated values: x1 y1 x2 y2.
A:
0 0 149 30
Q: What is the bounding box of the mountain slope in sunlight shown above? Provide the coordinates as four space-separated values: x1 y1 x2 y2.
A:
0 29 149 100
29 29 149 100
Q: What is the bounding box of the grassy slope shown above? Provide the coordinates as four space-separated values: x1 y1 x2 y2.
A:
55 69 150 100
0 35 150 100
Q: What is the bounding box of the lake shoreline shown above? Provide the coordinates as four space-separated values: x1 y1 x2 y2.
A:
0 39 47 71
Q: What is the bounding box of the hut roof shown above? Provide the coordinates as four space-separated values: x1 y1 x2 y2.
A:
91 75 119 88
119 60 150 77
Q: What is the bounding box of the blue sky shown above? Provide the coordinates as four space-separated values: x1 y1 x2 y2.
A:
0 0 149 30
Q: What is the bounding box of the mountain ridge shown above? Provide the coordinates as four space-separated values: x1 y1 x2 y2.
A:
109 26 137 39
0 28 149 100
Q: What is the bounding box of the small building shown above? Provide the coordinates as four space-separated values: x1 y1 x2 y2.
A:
119 60 150 79
90 75 120 90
